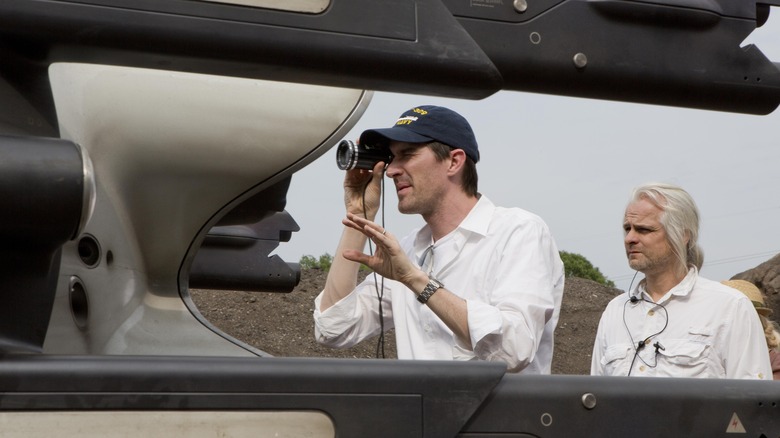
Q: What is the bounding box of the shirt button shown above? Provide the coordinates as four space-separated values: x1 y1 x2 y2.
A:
424 324 431 332
759 373 765 379
648 310 655 316
639 365 646 372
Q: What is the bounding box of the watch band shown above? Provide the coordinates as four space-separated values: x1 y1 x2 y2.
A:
417 278 443 304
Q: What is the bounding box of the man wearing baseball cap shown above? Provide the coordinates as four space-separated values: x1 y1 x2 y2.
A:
313 105 565 374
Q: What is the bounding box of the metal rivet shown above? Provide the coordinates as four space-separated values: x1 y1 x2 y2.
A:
573 52 588 69
581 393 597 410
514 0 528 13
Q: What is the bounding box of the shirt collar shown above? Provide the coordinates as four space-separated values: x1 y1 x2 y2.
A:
413 194 494 258
459 194 494 237
636 267 698 304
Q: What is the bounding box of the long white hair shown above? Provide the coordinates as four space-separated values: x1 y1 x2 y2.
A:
630 183 704 277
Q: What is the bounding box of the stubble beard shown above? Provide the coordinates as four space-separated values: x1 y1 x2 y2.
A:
628 257 648 273
397 191 435 217
398 196 425 215
627 250 677 277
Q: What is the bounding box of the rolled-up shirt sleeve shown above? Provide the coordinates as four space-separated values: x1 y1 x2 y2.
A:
464 218 564 373
313 277 394 349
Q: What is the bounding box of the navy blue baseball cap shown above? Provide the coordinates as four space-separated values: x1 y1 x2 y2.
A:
359 105 480 163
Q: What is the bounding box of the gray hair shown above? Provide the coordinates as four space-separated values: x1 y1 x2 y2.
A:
630 183 704 276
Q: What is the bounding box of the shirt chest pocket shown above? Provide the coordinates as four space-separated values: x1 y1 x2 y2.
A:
602 344 634 376
654 330 716 377
657 341 709 365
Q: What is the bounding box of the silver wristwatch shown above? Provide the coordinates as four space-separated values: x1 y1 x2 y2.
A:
417 278 444 304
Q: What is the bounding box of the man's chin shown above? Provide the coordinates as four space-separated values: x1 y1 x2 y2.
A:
627 259 645 272
397 200 424 215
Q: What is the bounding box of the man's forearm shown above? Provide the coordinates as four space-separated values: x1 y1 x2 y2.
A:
426 288 471 348
403 271 471 349
320 227 369 311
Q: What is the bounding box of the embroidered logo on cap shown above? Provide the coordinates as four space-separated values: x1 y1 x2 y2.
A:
395 116 418 126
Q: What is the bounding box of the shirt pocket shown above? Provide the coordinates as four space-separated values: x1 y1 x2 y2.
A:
602 344 634 376
655 338 715 378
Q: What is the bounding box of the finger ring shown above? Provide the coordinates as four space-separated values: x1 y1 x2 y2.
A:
382 230 386 235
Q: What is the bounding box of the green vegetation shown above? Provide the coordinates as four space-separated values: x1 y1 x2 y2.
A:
299 253 376 272
317 253 333 271
559 251 615 287
299 253 333 270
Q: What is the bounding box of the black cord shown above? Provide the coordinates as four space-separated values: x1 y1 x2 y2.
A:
623 271 641 374
622 295 669 376
361 172 386 358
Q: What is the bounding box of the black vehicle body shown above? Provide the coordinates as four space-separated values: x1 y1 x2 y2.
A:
0 1 778 436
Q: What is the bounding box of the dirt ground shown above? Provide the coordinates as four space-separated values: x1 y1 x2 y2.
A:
191 268 618 375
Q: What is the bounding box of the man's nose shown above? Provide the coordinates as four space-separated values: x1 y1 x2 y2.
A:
385 161 401 177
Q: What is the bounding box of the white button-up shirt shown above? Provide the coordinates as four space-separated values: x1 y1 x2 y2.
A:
591 268 772 379
314 195 565 374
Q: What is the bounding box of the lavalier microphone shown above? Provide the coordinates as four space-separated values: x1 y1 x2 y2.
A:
630 295 639 304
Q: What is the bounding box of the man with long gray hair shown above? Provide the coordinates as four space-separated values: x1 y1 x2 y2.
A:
591 183 771 379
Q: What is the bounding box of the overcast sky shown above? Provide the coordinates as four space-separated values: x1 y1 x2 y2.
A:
275 18 780 293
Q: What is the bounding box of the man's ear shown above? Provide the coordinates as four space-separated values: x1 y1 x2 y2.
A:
447 148 466 176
